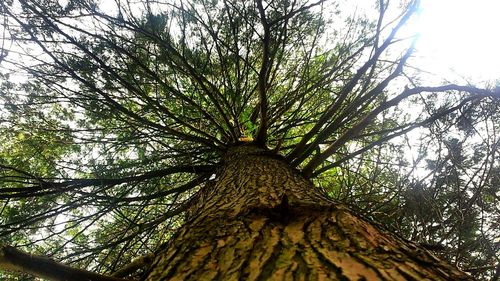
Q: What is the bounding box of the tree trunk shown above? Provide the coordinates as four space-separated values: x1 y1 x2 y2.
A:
144 144 472 280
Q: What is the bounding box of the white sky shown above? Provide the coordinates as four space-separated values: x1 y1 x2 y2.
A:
415 0 500 84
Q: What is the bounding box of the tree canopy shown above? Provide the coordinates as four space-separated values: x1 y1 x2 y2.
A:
0 0 499 279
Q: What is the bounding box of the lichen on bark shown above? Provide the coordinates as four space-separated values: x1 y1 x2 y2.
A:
144 144 473 280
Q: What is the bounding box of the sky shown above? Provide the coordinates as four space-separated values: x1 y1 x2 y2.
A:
415 0 500 84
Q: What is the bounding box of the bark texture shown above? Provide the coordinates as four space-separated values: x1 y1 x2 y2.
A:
144 144 472 280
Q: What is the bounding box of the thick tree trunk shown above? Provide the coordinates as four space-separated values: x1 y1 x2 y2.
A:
144 144 472 280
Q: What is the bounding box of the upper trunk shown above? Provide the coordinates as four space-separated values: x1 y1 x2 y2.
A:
144 144 472 280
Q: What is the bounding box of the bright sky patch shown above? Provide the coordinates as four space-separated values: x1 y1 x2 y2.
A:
416 0 500 83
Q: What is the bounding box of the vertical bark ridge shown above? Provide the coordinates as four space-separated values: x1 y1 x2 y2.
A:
144 144 472 280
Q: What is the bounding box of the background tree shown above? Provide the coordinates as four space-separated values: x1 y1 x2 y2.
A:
0 0 499 280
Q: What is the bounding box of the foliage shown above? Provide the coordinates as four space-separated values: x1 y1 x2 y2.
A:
0 0 499 279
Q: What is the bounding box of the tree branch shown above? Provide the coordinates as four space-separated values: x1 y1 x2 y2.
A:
0 165 214 199
255 0 271 144
286 0 420 161
309 90 498 177
293 42 416 167
111 253 154 278
0 245 132 281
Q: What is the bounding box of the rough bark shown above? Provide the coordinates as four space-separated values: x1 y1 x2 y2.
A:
144 144 473 280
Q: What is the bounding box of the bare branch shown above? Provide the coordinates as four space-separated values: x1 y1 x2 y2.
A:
255 0 271 144
0 245 132 281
